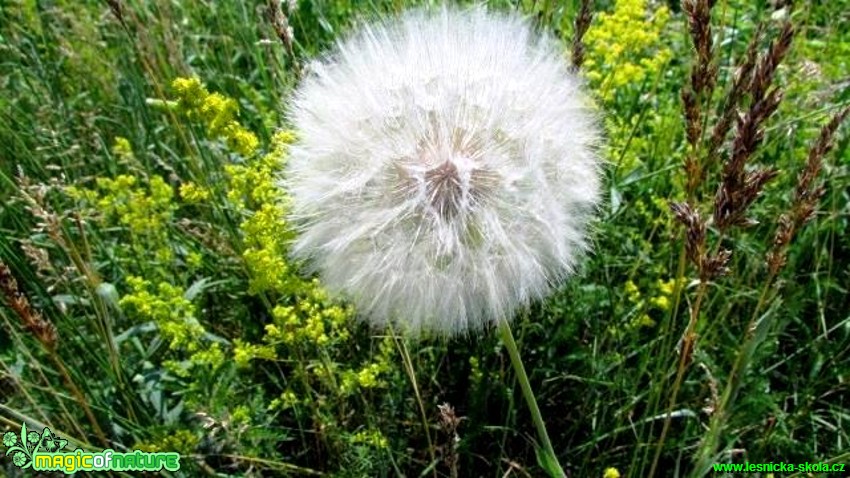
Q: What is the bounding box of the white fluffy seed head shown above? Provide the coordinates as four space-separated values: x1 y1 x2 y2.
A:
283 5 601 337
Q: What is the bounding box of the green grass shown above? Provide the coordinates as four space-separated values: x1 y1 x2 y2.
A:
1 0 849 477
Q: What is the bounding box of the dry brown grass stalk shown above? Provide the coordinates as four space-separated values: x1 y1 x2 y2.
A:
0 262 58 351
692 103 848 474
0 262 107 445
438 403 462 478
708 24 763 157
766 105 850 274
267 0 300 77
750 22 794 103
681 0 718 196
683 0 717 95
105 0 126 27
669 201 706 275
713 22 795 232
570 0 594 71
656 8 799 477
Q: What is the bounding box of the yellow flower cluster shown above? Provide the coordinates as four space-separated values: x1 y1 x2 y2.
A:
120 276 225 378
171 77 259 157
95 175 175 237
240 205 293 294
269 390 300 411
112 136 134 162
226 131 296 208
178 182 211 203
67 169 177 265
626 278 657 328
230 405 252 425
603 467 622 478
341 336 395 393
657 277 677 296
350 429 390 449
64 133 224 399
226 131 300 295
266 289 350 347
624 280 641 303
230 130 394 398
221 128 364 370
619 276 682 333
166 78 398 442
185 342 226 370
651 278 680 311
341 362 388 391
119 276 205 351
649 294 670 311
233 339 277 368
186 251 203 269
222 127 385 395
134 430 199 455
583 0 672 101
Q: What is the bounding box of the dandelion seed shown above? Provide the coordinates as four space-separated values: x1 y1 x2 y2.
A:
284 6 601 336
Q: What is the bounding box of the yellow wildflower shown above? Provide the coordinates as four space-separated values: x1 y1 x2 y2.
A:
112 136 134 161
231 406 251 425
233 339 277 368
190 343 225 369
603 467 621 478
650 295 671 311
636 314 656 328
120 277 205 351
170 77 259 157
624 280 641 303
186 251 203 268
179 182 211 203
351 430 389 449
657 278 679 296
584 0 672 101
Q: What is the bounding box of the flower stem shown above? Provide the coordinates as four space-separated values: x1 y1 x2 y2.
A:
690 271 778 475
391 332 437 478
497 318 566 478
648 277 709 477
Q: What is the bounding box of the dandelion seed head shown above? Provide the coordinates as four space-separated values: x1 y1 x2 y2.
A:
284 6 601 336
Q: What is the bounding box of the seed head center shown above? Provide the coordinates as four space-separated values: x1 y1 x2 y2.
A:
425 160 465 219
391 130 498 223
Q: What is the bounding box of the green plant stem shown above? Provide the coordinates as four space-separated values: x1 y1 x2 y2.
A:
690 271 778 475
648 277 709 477
497 318 566 478
635 244 689 473
650 228 729 475
390 330 437 478
47 353 108 446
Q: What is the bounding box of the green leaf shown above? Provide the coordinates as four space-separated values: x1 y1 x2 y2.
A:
184 278 228 301
96 282 121 309
535 447 566 478
418 458 439 477
52 294 90 307
609 185 622 216
114 322 157 344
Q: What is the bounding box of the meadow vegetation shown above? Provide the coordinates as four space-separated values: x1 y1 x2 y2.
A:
1 0 849 476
